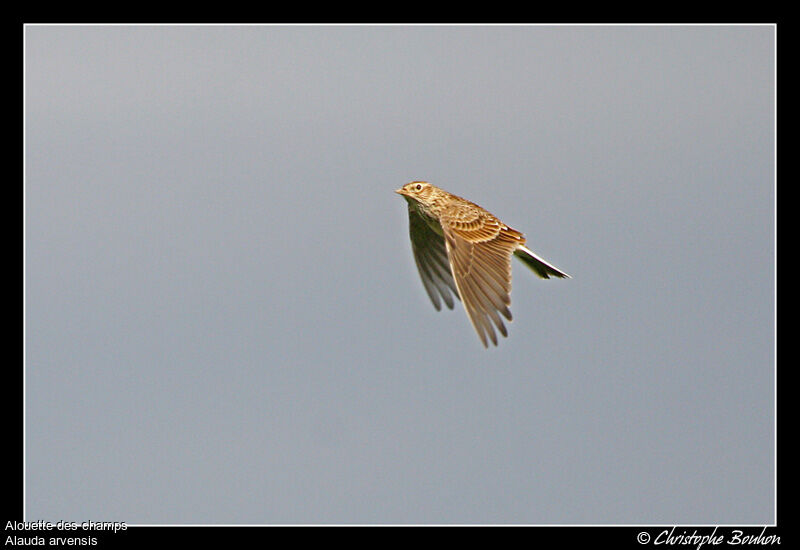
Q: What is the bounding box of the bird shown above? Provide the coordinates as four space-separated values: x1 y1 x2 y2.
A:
396 181 570 347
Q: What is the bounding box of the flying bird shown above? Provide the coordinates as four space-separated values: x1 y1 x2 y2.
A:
396 181 570 347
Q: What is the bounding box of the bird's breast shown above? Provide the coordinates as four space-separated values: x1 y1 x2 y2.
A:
408 200 445 236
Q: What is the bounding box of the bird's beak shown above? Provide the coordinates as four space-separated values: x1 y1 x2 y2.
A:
395 187 406 196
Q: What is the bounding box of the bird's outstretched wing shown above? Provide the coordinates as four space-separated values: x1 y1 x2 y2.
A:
440 203 522 347
407 204 460 311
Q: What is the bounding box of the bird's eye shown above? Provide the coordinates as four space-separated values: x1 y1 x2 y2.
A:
415 184 422 191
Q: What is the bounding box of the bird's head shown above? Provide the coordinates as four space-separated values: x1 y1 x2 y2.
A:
395 181 435 203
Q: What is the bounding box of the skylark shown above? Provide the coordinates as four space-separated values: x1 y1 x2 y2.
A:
396 181 570 347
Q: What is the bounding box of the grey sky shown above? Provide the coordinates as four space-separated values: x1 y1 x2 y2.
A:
25 25 775 524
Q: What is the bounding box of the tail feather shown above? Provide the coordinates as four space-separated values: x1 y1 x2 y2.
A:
514 245 571 279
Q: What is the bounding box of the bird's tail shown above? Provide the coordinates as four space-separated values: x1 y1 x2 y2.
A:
513 245 571 279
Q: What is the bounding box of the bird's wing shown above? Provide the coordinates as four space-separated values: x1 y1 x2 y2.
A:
440 204 522 347
407 204 460 311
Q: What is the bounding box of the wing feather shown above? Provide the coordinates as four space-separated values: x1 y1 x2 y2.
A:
441 204 521 347
407 204 459 311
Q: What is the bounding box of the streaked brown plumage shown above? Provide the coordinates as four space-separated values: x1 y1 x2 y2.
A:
396 181 570 347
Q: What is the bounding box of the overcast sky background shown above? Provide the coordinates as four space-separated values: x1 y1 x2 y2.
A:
25 25 775 525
